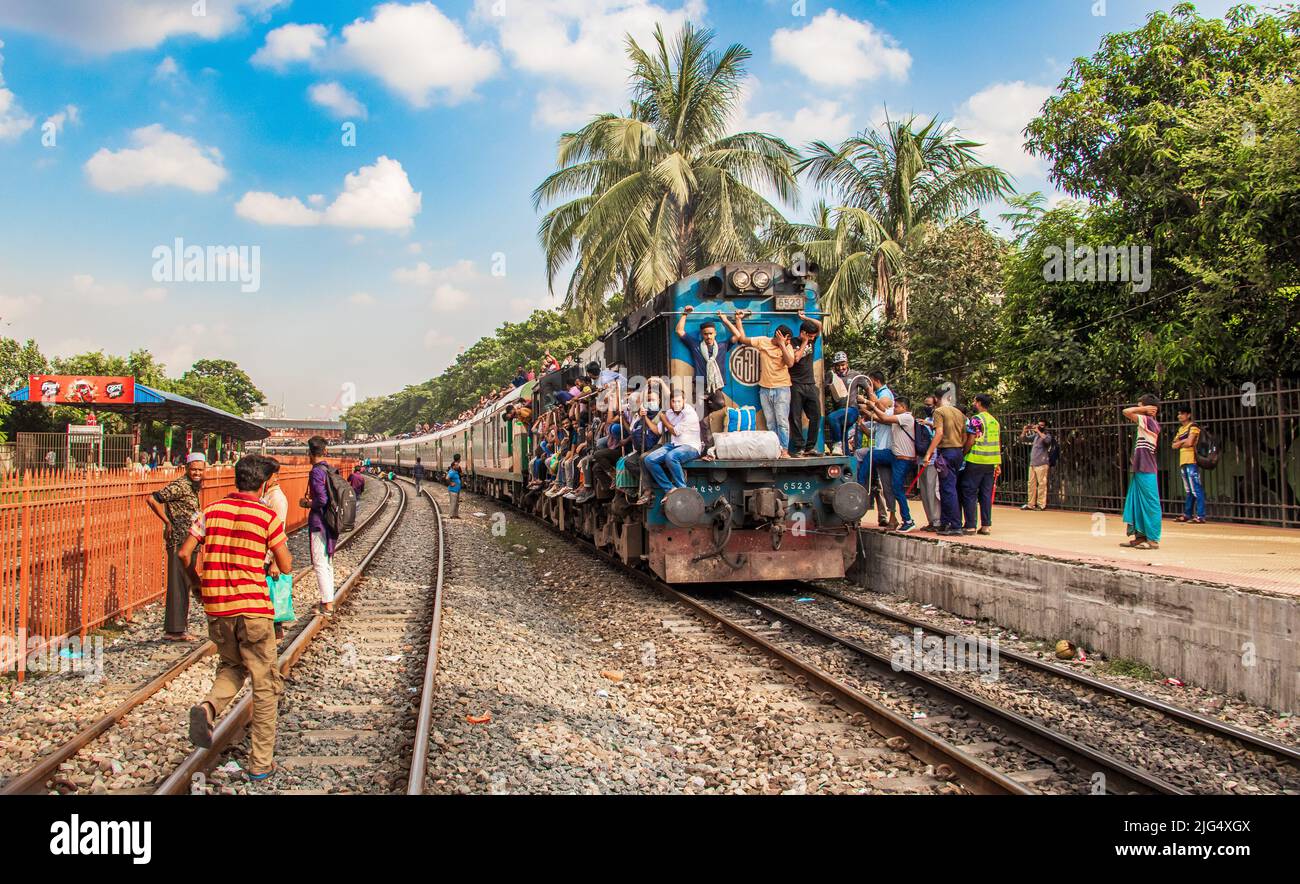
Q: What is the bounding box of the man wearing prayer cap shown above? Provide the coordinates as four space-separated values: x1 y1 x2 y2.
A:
147 451 208 640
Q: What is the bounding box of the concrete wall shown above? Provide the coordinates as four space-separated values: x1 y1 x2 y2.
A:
852 533 1299 712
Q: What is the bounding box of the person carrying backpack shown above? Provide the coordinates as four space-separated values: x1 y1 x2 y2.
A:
300 435 339 617
1172 406 1206 523
413 457 426 494
1018 419 1055 511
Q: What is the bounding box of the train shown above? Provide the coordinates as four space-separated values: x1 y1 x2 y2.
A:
335 261 870 584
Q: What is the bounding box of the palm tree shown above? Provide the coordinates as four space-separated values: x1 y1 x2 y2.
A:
999 191 1047 246
533 24 798 329
795 115 1014 363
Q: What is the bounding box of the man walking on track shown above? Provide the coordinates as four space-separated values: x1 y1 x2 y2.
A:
448 453 463 519
413 457 426 494
179 455 291 782
148 451 207 641
301 436 338 617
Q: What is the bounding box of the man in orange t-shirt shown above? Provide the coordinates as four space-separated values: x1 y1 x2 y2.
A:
178 455 292 781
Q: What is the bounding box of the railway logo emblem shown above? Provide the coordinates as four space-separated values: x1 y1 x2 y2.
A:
729 345 761 386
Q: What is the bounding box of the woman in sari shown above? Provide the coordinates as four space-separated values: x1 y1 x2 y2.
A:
1121 394 1162 549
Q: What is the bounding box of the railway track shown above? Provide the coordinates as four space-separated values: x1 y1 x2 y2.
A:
743 583 1300 795
156 477 446 795
481 485 1297 795
0 478 400 795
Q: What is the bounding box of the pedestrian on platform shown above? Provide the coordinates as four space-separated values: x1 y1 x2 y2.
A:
179 455 290 782
928 393 967 536
959 394 1001 535
447 453 463 519
148 452 207 641
348 464 365 500
413 457 426 494
1121 395 1163 549
1172 407 1205 524
1019 419 1055 511
300 436 337 617
864 394 918 532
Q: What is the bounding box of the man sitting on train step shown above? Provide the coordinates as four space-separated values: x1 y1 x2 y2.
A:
638 387 701 504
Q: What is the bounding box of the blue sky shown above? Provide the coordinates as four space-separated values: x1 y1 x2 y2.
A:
0 0 1238 417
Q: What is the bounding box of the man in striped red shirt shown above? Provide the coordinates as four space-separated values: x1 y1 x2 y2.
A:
178 455 292 780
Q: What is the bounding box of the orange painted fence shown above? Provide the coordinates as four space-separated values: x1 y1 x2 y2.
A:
0 458 353 678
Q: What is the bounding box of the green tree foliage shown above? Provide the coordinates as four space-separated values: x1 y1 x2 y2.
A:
342 309 594 436
0 338 267 442
904 221 1006 397
534 24 797 328
176 359 266 414
791 116 1012 355
1017 3 1300 391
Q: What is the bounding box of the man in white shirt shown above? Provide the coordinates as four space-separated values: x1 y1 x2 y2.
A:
641 388 701 494
865 394 919 533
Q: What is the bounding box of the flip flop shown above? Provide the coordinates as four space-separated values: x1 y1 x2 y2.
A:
247 763 277 782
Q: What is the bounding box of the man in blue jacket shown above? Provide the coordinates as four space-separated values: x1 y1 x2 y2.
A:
447 453 463 519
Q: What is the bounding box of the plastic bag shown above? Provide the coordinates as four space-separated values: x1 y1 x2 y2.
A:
267 572 295 623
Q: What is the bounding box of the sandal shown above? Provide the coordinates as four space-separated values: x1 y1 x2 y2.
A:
1175 515 1188 522
247 763 277 782
1134 541 1159 550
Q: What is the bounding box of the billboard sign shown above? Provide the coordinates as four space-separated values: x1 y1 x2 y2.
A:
28 375 135 405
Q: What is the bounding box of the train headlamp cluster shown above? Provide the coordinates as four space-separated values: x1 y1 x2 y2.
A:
729 267 773 293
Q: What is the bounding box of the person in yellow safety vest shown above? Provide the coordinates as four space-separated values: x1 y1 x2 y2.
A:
959 393 1001 535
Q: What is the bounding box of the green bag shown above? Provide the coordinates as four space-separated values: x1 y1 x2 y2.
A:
267 572 295 623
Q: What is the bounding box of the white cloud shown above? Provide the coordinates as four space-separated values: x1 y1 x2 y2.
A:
349 291 376 305
406 242 423 255
0 292 43 323
394 259 481 312
234 192 321 226
42 104 80 136
236 155 421 230
0 0 289 54
772 10 911 89
251 23 327 69
70 274 167 306
0 40 34 141
154 55 179 79
954 81 1054 182
260 4 499 108
731 77 857 150
473 0 704 128
84 124 227 193
337 2 499 106
308 81 367 120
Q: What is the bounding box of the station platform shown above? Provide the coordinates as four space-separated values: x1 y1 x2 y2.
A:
882 506 1299 597
852 505 1299 712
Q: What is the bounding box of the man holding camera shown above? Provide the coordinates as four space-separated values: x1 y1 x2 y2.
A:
1019 419 1055 511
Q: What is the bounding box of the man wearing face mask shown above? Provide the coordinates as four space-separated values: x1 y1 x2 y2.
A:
627 389 665 505
642 386 703 496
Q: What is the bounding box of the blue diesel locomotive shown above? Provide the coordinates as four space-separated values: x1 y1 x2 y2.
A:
337 261 869 584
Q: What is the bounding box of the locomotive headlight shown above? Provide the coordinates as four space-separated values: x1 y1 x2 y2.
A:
751 270 771 290
730 269 751 291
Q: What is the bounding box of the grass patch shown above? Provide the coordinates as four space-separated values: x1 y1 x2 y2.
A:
1102 657 1157 680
